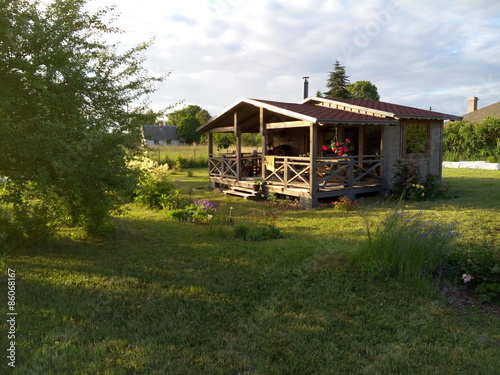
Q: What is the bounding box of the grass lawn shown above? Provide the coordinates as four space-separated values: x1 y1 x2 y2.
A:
2 168 500 374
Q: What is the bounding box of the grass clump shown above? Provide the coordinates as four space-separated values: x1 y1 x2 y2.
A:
350 210 459 286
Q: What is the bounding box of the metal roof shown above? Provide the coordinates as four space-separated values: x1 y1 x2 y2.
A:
303 97 463 120
198 97 462 133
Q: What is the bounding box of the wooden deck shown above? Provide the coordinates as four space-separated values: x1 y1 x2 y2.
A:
209 154 385 206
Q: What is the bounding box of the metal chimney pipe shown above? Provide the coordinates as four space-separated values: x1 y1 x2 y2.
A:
302 76 309 99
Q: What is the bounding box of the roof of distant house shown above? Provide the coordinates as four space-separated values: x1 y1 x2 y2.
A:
141 125 184 141
462 101 500 122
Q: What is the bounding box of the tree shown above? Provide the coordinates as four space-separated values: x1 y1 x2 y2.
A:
0 0 164 236
346 80 380 101
323 60 351 98
168 105 211 144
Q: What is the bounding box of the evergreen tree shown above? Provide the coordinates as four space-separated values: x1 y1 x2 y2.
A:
323 60 351 98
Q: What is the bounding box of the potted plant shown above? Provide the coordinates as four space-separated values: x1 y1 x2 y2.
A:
253 178 263 191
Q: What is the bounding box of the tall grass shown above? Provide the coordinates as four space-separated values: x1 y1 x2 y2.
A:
145 145 208 168
350 210 459 287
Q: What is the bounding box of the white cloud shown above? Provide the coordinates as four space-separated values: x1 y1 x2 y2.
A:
78 0 500 117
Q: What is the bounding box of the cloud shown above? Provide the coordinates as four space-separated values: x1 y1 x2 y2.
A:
81 0 500 117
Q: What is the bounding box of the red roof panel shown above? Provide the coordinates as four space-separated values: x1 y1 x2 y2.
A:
255 99 396 124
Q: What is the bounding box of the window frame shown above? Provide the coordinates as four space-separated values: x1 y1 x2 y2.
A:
403 121 430 156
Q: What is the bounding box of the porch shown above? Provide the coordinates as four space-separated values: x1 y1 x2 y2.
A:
209 153 385 206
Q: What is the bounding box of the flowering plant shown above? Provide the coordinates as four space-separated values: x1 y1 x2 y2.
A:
322 138 351 156
216 135 231 151
332 196 358 211
191 200 218 223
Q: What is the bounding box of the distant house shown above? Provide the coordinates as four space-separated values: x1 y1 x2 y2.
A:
462 97 500 122
141 125 185 146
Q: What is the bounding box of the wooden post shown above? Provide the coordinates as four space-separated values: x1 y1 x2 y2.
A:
260 107 267 180
310 122 318 198
235 111 241 180
283 158 289 190
208 132 213 157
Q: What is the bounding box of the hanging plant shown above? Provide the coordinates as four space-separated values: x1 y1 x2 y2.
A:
216 135 231 151
322 128 351 156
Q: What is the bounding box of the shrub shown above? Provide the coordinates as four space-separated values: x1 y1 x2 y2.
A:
350 211 459 285
333 196 358 211
445 240 500 303
444 117 500 161
168 200 218 224
392 160 448 201
391 159 422 200
233 223 250 239
134 170 174 210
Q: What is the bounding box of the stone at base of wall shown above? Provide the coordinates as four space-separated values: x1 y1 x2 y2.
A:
442 161 500 170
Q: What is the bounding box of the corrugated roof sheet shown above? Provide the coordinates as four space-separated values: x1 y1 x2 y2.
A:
315 97 460 119
255 99 396 124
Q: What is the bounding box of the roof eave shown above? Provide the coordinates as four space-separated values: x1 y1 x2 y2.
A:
319 119 399 126
396 115 463 121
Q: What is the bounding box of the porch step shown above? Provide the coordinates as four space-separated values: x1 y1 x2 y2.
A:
223 186 260 200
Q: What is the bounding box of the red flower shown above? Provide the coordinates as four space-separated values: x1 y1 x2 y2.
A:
336 142 341 147
345 138 350 142
322 145 329 151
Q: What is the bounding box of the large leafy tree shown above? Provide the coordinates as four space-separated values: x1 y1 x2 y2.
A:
168 105 211 144
0 0 164 236
323 60 351 98
346 80 380 101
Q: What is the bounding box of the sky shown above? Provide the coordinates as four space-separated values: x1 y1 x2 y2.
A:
83 0 500 118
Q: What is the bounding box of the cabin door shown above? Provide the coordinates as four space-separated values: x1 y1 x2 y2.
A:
343 126 382 156
344 127 360 155
363 126 382 155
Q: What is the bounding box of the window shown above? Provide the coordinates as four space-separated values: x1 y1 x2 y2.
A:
405 122 429 154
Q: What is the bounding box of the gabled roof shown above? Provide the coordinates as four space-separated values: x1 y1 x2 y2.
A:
461 101 500 122
141 125 184 141
198 97 461 133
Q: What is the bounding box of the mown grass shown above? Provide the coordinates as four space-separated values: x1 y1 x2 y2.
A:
2 167 500 374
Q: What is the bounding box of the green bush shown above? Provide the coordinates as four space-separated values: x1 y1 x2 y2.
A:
445 242 500 303
391 159 422 199
233 223 250 239
350 211 459 285
444 116 500 161
168 200 218 224
392 160 447 201
134 170 174 210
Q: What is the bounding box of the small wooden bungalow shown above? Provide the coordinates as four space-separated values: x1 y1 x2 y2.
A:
197 96 461 207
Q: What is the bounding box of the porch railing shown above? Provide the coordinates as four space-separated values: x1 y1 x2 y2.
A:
209 154 262 179
209 154 383 192
264 156 310 189
316 155 383 191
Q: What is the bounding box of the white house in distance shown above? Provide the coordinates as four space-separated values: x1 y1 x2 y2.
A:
141 125 185 146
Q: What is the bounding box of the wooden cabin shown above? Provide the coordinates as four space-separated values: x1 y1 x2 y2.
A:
197 96 462 207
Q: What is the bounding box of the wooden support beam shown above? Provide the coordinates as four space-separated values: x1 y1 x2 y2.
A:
208 133 213 157
260 107 267 181
310 122 318 195
235 112 241 180
210 126 235 133
267 120 311 129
